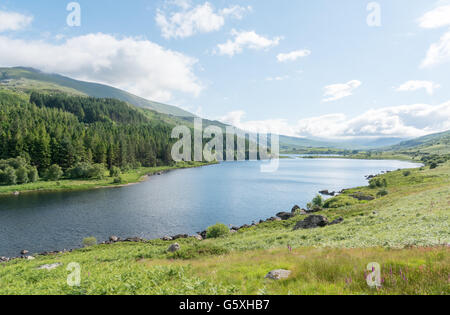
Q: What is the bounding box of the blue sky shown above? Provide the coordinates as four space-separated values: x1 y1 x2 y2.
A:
0 0 449 139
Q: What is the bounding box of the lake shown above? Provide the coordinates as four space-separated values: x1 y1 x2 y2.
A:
0 158 420 257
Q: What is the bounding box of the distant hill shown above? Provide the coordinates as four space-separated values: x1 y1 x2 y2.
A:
0 67 426 152
0 67 195 117
387 130 450 154
279 135 345 150
278 135 407 151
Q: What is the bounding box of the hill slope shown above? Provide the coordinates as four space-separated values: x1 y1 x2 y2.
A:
388 130 450 154
0 67 195 117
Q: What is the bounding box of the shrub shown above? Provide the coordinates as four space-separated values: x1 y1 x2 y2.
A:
87 164 106 179
82 237 97 247
307 195 324 210
16 166 29 184
430 162 438 169
206 223 229 239
28 167 39 183
45 164 63 181
0 158 40 185
3 167 17 185
377 189 389 197
6 156 27 169
403 171 411 177
113 176 124 184
110 166 121 178
67 162 91 179
369 178 387 188
312 195 324 207
68 163 106 179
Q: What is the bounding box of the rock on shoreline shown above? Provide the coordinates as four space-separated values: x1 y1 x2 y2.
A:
1 203 344 263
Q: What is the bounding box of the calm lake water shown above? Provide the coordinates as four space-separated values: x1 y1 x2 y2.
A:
0 158 420 257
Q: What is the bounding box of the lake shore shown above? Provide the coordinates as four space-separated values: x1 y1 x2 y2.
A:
0 159 425 260
0 161 217 197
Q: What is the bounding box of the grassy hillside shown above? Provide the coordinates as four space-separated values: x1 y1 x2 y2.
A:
1 162 448 295
279 135 408 152
388 130 450 154
0 67 195 117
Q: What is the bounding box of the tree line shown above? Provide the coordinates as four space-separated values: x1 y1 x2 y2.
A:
0 90 174 184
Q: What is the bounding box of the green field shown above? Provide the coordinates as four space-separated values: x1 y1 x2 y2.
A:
0 161 448 295
0 161 214 196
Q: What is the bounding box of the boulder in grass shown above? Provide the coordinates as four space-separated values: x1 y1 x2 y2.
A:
193 234 203 241
350 192 375 201
291 205 301 213
168 243 180 253
109 236 119 242
330 217 344 225
276 212 295 221
265 269 292 280
293 215 329 230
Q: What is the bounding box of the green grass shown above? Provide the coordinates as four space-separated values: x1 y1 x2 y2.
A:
0 162 448 295
0 161 215 196
1 78 87 96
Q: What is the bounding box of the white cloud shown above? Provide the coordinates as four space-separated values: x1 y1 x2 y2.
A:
277 50 311 63
0 33 202 102
0 10 33 32
418 5 450 67
266 75 290 82
418 4 450 29
322 80 362 102
170 0 191 10
396 80 441 95
220 5 252 19
216 30 282 56
219 102 450 139
421 30 450 68
219 111 294 135
156 2 251 39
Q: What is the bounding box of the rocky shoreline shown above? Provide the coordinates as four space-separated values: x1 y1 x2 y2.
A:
0 200 345 263
0 165 406 262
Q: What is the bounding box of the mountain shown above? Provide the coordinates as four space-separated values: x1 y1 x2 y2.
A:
278 135 408 152
0 67 195 117
387 130 450 154
0 67 417 152
279 135 346 150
